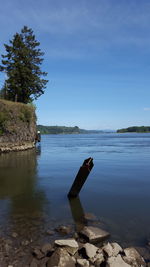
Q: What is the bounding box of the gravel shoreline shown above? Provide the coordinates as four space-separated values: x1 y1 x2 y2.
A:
0 224 149 267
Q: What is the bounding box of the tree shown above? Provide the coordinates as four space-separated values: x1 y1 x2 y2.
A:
0 26 48 103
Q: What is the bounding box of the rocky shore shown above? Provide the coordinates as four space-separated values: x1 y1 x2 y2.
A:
0 141 35 153
0 224 150 267
0 99 37 153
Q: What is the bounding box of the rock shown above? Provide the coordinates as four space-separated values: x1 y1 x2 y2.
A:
4 243 12 256
147 237 150 246
77 258 90 266
39 257 50 267
83 243 98 258
55 239 79 255
11 232 18 238
46 230 54 235
90 249 104 265
123 247 146 266
80 226 110 243
30 258 39 267
103 242 122 257
84 213 97 221
32 248 44 259
135 246 150 261
55 225 72 235
107 254 131 267
21 240 30 246
47 247 76 267
41 243 52 256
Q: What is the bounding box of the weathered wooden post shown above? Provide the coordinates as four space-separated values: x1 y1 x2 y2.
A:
68 157 94 198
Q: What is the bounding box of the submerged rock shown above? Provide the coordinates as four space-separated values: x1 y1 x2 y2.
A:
80 226 110 243
55 225 72 235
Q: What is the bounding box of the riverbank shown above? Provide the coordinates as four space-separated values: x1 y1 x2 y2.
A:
0 223 149 266
0 100 36 152
0 141 35 153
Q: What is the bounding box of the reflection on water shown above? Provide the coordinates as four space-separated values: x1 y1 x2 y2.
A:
0 147 48 243
68 196 86 232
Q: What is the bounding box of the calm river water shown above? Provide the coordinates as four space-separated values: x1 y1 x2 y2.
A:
0 133 150 247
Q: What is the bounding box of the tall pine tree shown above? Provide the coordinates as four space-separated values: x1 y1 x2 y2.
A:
0 26 48 103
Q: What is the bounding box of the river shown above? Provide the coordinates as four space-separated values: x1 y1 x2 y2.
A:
0 133 150 248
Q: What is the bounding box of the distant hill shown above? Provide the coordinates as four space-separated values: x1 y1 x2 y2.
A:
37 125 111 134
37 125 81 134
117 126 150 133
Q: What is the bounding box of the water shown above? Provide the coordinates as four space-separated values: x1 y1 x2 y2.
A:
0 133 150 247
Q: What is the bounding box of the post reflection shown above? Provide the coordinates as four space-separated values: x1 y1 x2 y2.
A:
68 196 87 232
0 148 48 242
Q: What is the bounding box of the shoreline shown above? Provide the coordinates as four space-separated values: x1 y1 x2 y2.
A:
0 141 35 153
0 224 149 266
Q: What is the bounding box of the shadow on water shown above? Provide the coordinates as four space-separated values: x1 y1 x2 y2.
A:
0 147 49 243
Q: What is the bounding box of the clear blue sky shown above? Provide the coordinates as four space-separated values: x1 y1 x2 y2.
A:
0 0 150 130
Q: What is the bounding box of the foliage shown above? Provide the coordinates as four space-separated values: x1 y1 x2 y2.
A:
117 126 150 133
0 26 48 103
0 111 8 134
19 106 32 122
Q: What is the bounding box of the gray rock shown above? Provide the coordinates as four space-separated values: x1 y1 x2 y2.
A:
80 226 110 243
90 249 104 265
107 254 131 267
11 232 18 238
84 213 97 221
41 243 52 255
103 242 122 257
55 225 72 235
33 248 44 259
135 246 150 262
47 247 76 267
46 230 55 235
123 247 146 267
21 240 30 246
39 257 50 267
77 258 89 267
30 258 39 267
83 243 98 258
55 239 79 255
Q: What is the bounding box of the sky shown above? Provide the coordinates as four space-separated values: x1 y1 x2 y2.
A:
0 0 150 130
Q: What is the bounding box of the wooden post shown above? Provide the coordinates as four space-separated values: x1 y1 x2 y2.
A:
68 157 94 198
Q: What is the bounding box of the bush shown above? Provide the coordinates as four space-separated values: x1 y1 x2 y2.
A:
0 111 8 134
20 107 32 123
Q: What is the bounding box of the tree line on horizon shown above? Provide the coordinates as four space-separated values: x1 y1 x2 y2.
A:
37 125 81 134
117 126 150 133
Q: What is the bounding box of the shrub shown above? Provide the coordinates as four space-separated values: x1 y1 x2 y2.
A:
0 111 8 133
20 107 32 123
